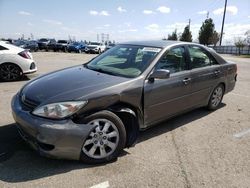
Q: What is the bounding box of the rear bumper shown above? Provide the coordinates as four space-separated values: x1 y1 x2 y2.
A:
23 62 37 74
11 94 95 160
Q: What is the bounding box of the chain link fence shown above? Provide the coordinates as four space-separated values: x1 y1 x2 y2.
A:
212 46 250 55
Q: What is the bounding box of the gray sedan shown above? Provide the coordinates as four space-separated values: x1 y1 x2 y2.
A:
11 40 237 163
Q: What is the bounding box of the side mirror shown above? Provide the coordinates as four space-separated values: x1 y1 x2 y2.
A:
148 69 170 82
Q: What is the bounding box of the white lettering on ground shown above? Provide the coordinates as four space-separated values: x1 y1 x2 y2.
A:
90 181 110 188
234 128 250 138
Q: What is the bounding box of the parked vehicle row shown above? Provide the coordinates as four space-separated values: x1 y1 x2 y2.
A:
14 40 39 52
9 39 115 54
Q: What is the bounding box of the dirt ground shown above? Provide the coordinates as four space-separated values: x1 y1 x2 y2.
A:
0 52 249 188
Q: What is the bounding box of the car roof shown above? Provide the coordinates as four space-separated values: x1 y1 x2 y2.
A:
120 40 186 48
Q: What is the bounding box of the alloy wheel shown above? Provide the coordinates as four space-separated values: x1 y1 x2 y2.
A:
0 64 22 81
82 119 120 159
211 87 223 107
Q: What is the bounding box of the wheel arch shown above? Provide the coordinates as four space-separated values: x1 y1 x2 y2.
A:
107 103 141 148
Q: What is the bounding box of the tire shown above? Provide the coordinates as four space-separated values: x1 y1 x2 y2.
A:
207 84 225 110
0 63 23 81
98 49 101 54
80 110 126 164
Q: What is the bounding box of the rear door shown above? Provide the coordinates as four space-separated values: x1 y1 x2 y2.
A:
144 46 193 126
187 45 223 106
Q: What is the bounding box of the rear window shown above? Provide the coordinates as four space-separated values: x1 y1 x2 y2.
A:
58 40 68 43
90 42 101 45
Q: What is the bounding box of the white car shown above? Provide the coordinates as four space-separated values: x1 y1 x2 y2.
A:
85 42 106 54
0 41 37 81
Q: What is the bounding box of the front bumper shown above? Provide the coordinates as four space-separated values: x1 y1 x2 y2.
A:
11 94 95 160
85 48 98 53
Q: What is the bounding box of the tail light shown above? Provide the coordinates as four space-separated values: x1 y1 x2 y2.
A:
18 50 31 59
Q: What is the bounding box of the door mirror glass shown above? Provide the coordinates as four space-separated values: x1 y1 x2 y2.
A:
149 69 170 81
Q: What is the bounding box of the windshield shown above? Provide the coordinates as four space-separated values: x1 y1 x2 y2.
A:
86 45 162 78
39 38 48 42
89 42 101 45
58 40 68 43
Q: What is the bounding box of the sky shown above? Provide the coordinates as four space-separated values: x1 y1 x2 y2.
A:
0 0 249 44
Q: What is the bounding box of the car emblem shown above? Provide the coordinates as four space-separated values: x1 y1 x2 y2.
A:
21 94 26 102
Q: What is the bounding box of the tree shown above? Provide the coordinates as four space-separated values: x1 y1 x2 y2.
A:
198 18 215 45
168 29 178 40
234 37 246 55
180 25 192 42
209 31 220 46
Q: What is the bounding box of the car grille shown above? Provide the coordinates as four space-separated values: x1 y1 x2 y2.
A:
30 62 36 70
20 94 39 111
87 46 97 49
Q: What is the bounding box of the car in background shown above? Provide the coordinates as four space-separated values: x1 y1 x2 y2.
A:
0 41 37 81
105 43 116 51
55 40 69 52
11 40 237 163
37 38 56 51
85 42 106 54
14 40 38 52
2 38 14 44
67 42 86 53
13 40 26 47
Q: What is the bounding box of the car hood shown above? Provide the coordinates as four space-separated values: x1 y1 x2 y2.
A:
21 65 130 105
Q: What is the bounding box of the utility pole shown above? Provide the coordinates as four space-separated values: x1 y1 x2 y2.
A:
219 0 227 46
188 19 191 30
206 11 209 19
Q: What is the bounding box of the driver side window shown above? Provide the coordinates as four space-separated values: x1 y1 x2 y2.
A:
155 46 187 74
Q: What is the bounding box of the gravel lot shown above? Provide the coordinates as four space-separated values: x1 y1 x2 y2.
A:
0 52 249 188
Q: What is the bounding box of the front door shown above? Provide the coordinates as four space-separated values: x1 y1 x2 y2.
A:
143 46 193 127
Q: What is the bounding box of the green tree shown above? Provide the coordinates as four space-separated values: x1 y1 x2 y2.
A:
180 25 192 42
198 18 215 45
209 31 220 46
234 37 246 55
168 29 178 40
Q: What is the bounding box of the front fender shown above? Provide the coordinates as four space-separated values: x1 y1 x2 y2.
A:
108 107 139 147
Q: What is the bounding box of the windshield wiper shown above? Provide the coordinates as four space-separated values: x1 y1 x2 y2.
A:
85 65 119 76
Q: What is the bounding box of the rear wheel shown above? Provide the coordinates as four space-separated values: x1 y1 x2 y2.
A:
80 111 126 164
207 84 224 110
0 63 23 81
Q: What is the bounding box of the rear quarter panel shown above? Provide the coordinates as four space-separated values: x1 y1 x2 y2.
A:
222 61 237 93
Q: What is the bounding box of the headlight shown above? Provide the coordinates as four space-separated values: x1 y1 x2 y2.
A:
32 101 87 119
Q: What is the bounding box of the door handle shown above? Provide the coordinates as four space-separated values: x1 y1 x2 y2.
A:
182 78 191 85
214 70 221 75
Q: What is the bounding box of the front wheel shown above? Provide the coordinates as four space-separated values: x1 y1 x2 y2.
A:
207 84 224 110
80 111 126 164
